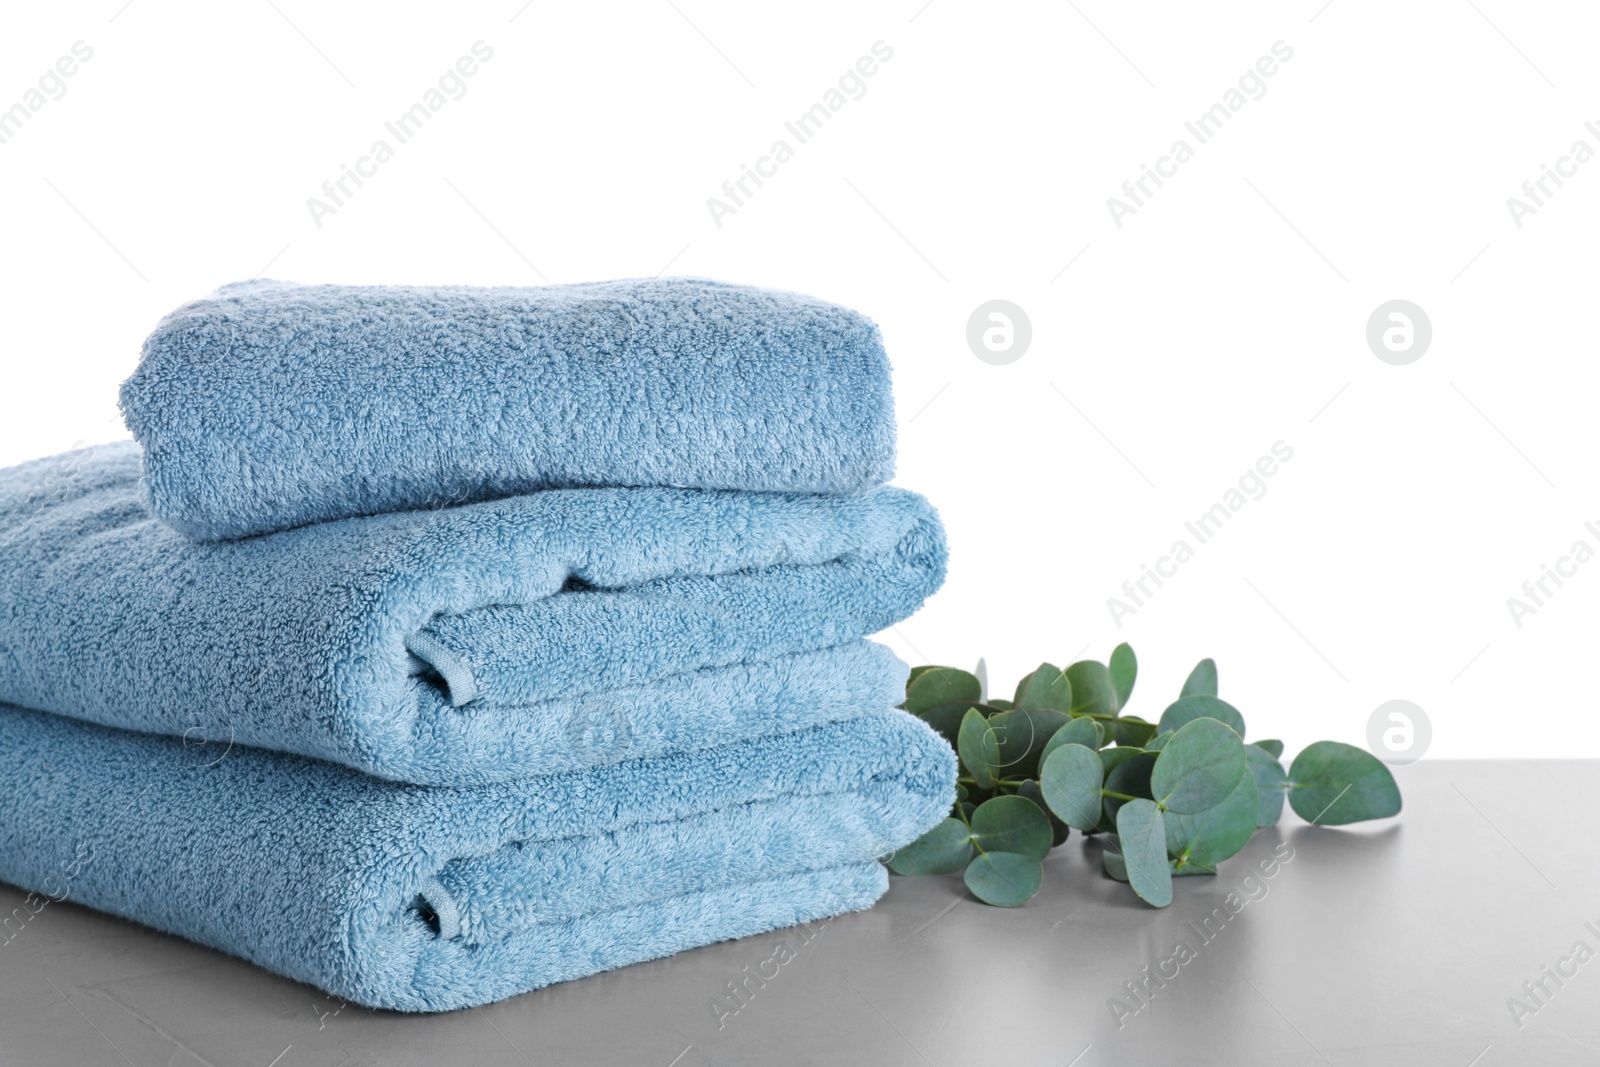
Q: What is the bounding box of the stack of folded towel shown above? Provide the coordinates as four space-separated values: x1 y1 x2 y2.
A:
0 278 955 1011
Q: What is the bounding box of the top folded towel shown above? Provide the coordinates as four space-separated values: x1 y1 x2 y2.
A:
120 277 897 540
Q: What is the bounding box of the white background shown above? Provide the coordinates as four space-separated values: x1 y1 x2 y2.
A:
1 0 1594 758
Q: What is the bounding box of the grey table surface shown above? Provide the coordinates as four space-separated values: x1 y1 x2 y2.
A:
1 759 1596 1067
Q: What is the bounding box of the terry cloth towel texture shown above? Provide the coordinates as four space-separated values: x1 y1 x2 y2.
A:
0 442 945 785
0 702 955 1012
120 277 897 541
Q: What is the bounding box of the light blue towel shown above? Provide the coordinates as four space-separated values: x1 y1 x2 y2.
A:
119 277 897 540
0 702 955 1011
0 443 944 784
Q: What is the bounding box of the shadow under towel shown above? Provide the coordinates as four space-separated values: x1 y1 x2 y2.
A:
0 704 956 1012
0 443 946 785
119 277 897 540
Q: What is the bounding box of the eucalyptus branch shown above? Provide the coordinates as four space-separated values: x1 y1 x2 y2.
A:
890 645 1402 907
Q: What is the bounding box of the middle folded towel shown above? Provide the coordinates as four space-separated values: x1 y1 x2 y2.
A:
0 442 946 785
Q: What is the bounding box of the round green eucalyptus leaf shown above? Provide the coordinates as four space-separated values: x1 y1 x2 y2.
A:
957 706 1000 789
1099 746 1145 775
1014 663 1072 713
1144 730 1174 753
1015 779 1071 846
970 795 1053 861
1102 751 1158 826
911 705 969 748
1163 771 1258 868
987 698 1014 711
1180 658 1218 699
904 667 982 746
1039 743 1104 831
964 851 1044 907
1104 749 1157 795
989 708 1072 778
906 665 939 685
1158 695 1246 739
1115 799 1173 907
1252 739 1285 759
1151 717 1248 814
1040 716 1101 766
905 666 979 711
1102 846 1129 882
1010 666 1036 706
1246 745 1288 828
1109 643 1137 711
1288 741 1402 825
1066 660 1118 719
886 817 973 876
1110 716 1157 748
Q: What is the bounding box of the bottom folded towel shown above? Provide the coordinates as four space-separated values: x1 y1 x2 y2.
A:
0 703 954 1011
